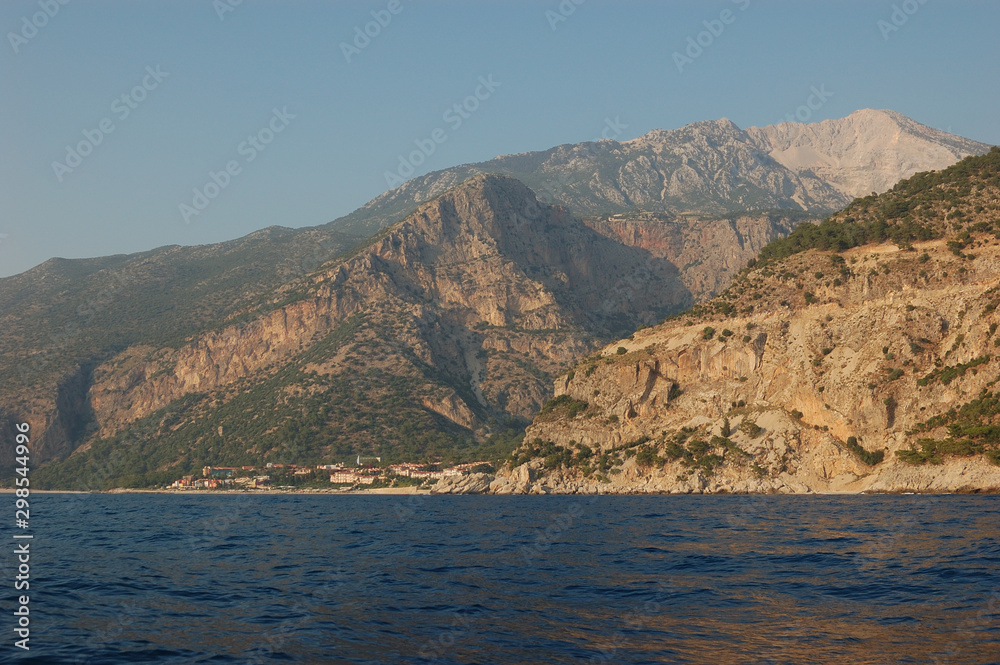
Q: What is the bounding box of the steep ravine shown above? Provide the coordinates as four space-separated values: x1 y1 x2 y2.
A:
584 212 804 301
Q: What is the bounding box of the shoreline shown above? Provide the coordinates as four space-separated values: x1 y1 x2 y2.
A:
0 486 431 495
3 487 997 496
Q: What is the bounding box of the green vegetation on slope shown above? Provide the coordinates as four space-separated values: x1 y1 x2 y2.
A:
32 313 524 489
510 425 761 480
0 228 362 392
757 148 1000 264
664 148 1000 327
900 389 1000 466
845 436 884 466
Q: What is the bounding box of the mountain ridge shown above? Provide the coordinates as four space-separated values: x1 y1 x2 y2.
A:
23 175 692 487
328 109 991 238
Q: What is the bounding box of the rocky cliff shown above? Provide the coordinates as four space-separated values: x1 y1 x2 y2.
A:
0 226 362 471
88 175 689 435
28 175 692 488
584 211 804 301
493 150 1000 494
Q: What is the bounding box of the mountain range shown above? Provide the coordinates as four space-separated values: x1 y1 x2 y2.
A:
0 110 991 489
331 109 989 237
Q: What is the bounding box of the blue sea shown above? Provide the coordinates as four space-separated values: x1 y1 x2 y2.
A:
4 494 999 664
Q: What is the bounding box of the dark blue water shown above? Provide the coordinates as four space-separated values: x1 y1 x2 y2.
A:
3 494 999 664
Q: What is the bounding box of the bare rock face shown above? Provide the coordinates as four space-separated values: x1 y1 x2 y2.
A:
513 237 1000 494
585 212 801 302
76 175 691 471
508 150 1000 494
746 109 990 200
429 472 494 495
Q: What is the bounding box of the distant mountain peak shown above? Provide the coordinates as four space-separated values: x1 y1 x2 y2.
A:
828 108 903 122
746 109 991 199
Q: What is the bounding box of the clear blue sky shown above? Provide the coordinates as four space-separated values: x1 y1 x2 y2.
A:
1 0 998 277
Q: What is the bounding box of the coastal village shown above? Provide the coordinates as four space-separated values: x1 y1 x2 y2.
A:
167 458 493 491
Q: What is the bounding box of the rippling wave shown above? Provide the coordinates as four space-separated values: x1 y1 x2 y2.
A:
4 494 998 664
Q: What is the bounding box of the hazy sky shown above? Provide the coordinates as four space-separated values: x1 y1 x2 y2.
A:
2 0 998 277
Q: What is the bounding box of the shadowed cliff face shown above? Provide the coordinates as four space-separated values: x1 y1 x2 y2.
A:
30 175 694 485
0 363 97 473
362 176 691 337
584 212 804 302
0 225 363 470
